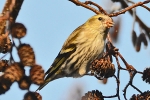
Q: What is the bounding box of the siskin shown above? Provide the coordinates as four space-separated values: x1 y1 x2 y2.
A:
36 14 114 91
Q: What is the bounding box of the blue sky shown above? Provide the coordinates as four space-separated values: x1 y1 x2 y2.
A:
0 0 150 100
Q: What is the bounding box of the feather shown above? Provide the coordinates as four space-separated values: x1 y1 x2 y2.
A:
36 44 76 91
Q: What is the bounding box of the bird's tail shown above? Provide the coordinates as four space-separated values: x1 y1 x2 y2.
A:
35 78 52 92
35 56 66 92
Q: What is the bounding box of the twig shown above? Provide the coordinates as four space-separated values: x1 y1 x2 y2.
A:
115 54 121 69
0 53 8 60
70 0 149 99
140 4 150 11
0 0 12 35
118 0 150 39
9 0 24 23
84 1 107 14
0 0 24 34
70 0 150 38
121 67 143 75
118 52 135 71
123 71 137 100
114 75 120 100
69 0 100 14
108 0 150 17
103 75 120 100
136 71 143 74
130 84 142 93
123 82 129 100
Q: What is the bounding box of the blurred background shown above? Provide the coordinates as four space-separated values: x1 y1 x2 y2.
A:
0 0 150 100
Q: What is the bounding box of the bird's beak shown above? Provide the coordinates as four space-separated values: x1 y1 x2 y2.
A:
106 20 114 28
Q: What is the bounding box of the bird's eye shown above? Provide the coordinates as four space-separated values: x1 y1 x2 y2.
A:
98 17 103 21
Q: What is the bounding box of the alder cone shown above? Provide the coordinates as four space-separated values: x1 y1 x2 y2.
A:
30 65 44 85
91 58 115 78
10 22 27 39
18 44 35 66
82 90 104 100
24 91 42 100
0 76 12 94
18 76 31 90
3 63 24 82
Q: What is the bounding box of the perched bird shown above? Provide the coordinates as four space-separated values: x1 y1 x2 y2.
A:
36 14 114 91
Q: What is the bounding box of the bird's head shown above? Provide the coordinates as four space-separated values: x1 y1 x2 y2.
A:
85 14 114 34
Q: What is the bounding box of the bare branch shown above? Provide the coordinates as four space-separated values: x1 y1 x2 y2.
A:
69 0 101 14
108 0 150 17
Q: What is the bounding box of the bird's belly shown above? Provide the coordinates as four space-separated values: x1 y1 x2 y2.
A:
64 41 104 78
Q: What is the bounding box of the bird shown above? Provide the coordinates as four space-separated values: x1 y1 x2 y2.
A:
36 14 114 91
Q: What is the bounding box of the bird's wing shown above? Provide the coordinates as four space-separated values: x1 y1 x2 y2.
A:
45 44 76 76
45 24 85 76
36 25 85 91
36 44 76 91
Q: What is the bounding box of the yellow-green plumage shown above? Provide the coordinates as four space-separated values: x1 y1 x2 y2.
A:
36 14 114 91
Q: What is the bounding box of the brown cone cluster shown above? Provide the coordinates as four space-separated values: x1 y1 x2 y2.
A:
18 76 31 90
10 22 27 39
82 90 103 100
0 1 44 98
0 76 12 94
130 91 150 100
30 65 45 85
0 63 24 94
24 91 42 100
3 63 24 82
91 57 115 78
142 67 150 84
18 44 35 66
0 62 45 95
35 92 42 100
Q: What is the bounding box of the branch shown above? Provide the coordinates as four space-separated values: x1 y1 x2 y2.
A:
123 71 142 100
70 0 150 39
108 0 150 17
117 0 150 39
103 75 120 100
84 1 107 15
69 0 104 14
0 0 24 35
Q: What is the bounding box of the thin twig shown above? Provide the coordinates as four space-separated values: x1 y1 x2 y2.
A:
0 53 8 60
69 0 100 14
118 52 135 71
84 1 107 14
70 0 150 38
123 71 136 100
118 0 150 39
103 75 120 99
136 71 143 74
114 75 120 100
108 0 150 17
140 4 150 11
114 55 122 99
130 84 142 93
